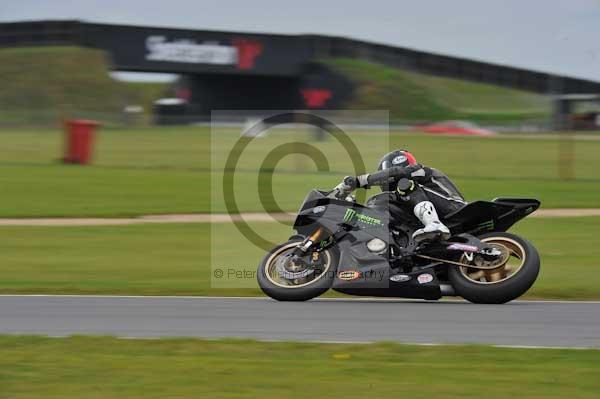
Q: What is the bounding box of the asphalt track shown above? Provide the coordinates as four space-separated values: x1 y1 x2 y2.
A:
1 295 599 348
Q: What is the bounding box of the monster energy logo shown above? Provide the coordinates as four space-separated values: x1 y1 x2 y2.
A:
477 220 495 230
319 236 333 248
343 209 382 226
343 209 356 222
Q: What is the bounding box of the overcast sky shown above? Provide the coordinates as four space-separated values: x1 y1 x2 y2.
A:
3 0 600 82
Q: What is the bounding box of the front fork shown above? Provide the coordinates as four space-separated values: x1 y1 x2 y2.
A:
292 227 325 258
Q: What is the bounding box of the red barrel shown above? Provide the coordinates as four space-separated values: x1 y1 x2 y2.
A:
63 120 100 165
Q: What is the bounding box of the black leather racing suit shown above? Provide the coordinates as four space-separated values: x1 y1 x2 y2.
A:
353 164 466 218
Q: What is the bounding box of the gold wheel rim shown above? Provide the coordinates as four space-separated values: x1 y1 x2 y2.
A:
264 242 332 289
459 237 526 285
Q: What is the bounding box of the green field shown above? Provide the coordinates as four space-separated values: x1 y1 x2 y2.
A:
1 217 599 299
0 335 598 399
1 127 599 217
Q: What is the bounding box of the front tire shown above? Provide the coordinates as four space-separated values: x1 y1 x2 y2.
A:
448 232 540 304
257 239 339 301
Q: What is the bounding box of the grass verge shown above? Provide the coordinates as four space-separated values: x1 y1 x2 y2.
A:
0 335 598 399
1 217 599 299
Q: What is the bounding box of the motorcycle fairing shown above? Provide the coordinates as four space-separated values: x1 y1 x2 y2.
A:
293 190 390 242
443 198 540 235
332 237 442 300
298 206 443 299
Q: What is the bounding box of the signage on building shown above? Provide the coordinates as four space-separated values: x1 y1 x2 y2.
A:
145 36 262 70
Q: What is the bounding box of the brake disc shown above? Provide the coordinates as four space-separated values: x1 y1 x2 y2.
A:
275 255 315 280
473 244 510 269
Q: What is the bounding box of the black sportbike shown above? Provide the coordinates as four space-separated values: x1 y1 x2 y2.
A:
257 172 540 304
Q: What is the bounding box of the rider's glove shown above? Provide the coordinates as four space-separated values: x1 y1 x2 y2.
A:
342 176 357 191
334 176 357 199
404 164 426 179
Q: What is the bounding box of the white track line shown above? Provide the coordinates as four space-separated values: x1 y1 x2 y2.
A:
1 209 599 226
0 213 294 226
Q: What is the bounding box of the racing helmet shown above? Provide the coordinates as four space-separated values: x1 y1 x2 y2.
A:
376 150 417 191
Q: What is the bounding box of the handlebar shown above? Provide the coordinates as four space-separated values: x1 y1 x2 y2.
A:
366 166 406 186
329 165 416 199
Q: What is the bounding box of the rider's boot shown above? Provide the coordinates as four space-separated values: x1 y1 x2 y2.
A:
412 201 451 243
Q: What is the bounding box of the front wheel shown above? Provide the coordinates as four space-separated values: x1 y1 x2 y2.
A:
257 238 339 301
448 232 540 304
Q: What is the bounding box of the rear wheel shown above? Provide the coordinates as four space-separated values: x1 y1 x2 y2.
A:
448 232 540 304
257 239 338 301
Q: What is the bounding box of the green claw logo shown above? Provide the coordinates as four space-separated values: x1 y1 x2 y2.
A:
343 209 356 223
477 220 495 230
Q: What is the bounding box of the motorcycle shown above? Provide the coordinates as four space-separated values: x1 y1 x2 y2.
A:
257 174 541 304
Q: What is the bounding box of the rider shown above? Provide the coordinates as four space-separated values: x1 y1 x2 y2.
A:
334 150 466 242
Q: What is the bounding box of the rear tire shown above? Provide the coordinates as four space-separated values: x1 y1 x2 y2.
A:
257 239 339 301
448 232 540 304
